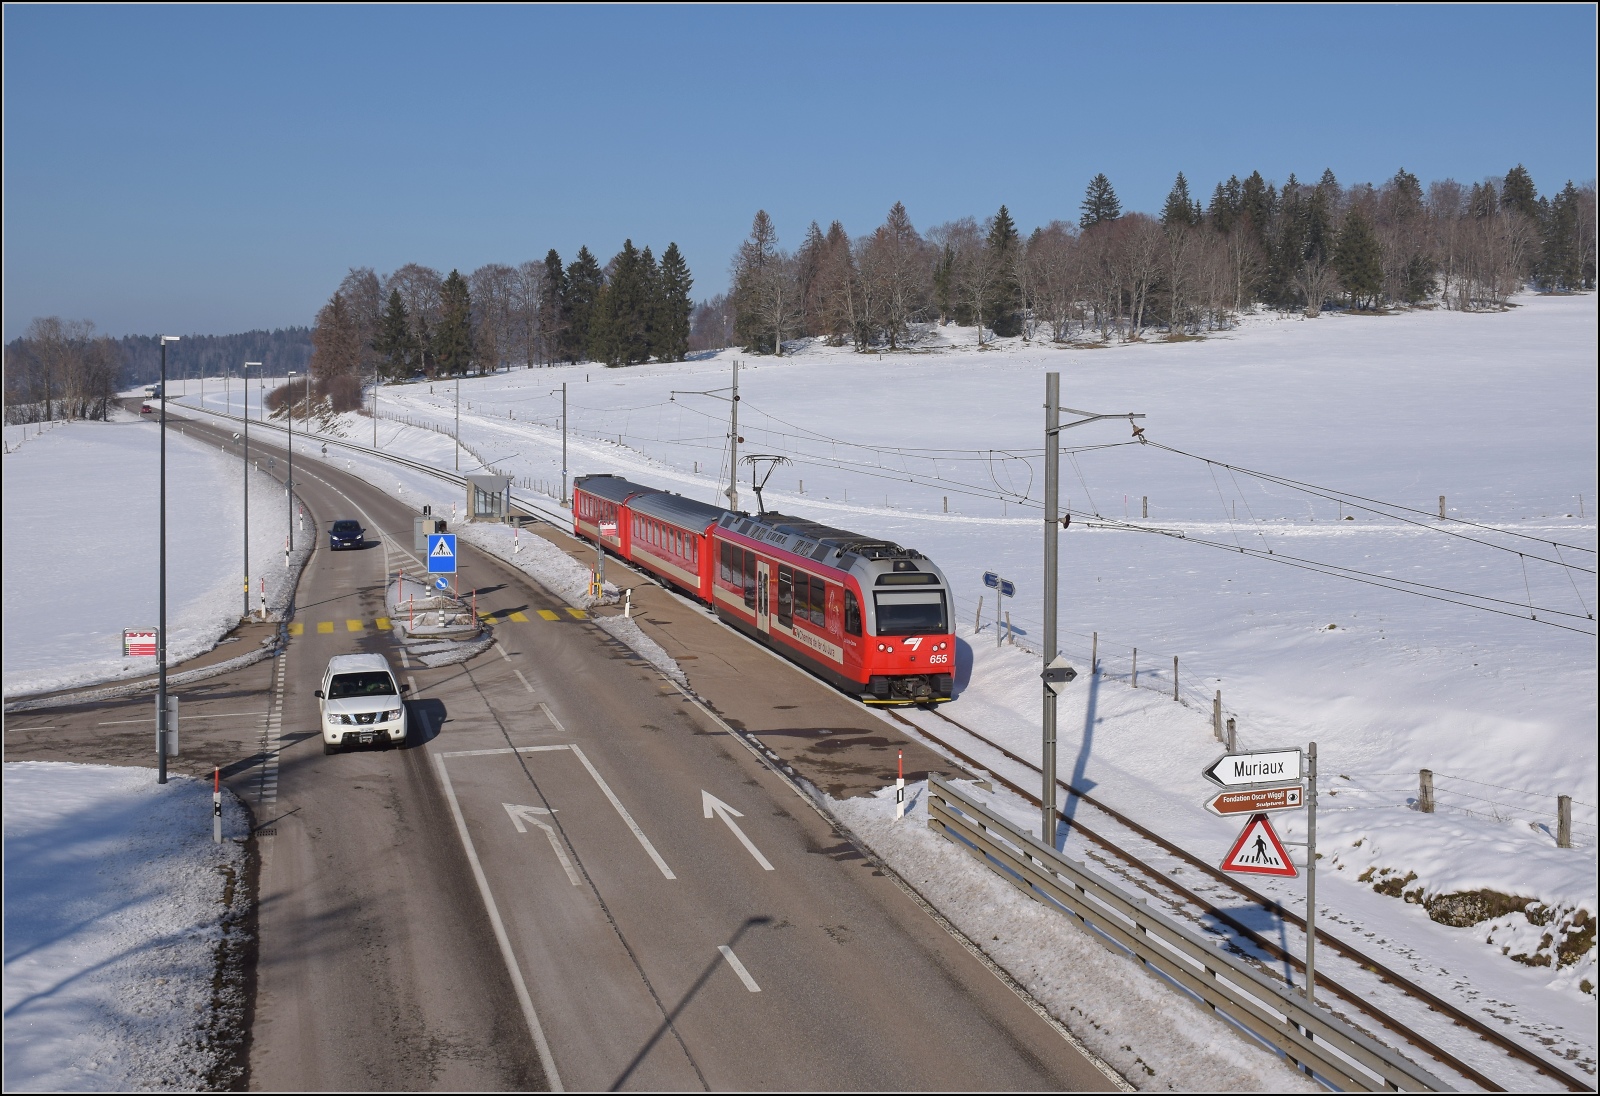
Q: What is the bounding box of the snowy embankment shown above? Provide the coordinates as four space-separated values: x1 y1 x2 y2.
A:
2 762 251 1092
1 415 291 698
172 295 1596 1054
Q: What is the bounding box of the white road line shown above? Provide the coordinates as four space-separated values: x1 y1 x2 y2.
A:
441 745 572 758
434 746 564 1092
717 946 762 993
497 643 513 662
566 743 676 881
97 711 268 725
407 674 420 695
514 669 536 693
397 649 411 669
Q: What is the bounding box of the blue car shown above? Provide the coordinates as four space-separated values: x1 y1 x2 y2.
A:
329 519 366 550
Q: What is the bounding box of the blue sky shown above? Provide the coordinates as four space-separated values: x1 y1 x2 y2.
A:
4 4 1594 340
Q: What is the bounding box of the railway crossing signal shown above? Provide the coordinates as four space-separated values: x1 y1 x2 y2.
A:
1220 813 1297 877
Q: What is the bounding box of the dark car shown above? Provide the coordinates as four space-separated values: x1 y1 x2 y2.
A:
329 519 366 550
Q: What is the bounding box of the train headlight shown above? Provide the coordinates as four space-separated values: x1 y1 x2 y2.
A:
877 643 885 651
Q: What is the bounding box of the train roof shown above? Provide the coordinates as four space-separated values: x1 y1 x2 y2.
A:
630 491 733 529
720 510 925 563
572 473 660 504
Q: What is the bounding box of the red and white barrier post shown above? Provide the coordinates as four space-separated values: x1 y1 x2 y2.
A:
258 576 266 621
895 748 906 820
213 767 222 844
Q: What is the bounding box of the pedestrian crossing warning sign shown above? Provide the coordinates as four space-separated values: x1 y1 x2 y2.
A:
1220 812 1298 877
427 533 458 574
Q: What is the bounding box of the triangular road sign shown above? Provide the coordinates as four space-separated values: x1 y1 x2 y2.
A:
1220 812 1298 877
430 539 454 558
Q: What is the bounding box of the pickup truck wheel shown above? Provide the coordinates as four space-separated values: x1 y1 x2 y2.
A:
323 740 337 755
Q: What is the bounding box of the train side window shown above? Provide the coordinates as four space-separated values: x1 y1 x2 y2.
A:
777 566 794 627
808 576 826 626
742 550 757 609
844 590 861 635
720 542 733 584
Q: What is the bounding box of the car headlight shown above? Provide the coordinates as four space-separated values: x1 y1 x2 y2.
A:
383 709 402 722
333 714 353 725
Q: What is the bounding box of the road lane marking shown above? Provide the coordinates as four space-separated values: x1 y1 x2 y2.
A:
434 750 564 1092
718 946 762 993
509 611 530 622
98 711 267 725
497 643 512 661
514 669 536 694
376 616 390 629
346 619 364 631
397 649 410 668
288 622 303 636
317 621 334 634
702 791 776 871
482 614 500 624
537 610 560 621
406 674 419 696
502 803 582 885
563 608 587 619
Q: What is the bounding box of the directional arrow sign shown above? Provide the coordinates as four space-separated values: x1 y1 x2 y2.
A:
1220 812 1298 877
1205 784 1304 816
1203 748 1303 788
983 571 999 589
502 802 581 885
427 532 458 574
702 790 774 871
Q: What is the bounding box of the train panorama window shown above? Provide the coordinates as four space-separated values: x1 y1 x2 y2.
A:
844 590 862 635
873 591 948 636
777 566 794 626
808 576 827 626
742 549 758 609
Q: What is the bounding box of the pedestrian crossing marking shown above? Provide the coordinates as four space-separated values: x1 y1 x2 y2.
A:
376 617 390 629
317 621 334 634
537 609 560 621
482 614 500 624
346 619 364 632
509 611 530 622
288 622 303 636
565 608 587 619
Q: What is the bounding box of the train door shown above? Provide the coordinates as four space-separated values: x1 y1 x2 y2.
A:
756 561 771 633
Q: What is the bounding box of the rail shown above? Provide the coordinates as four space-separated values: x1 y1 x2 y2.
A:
927 775 1446 1092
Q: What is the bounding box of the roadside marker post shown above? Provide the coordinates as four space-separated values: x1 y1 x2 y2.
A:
895 749 906 820
213 767 222 844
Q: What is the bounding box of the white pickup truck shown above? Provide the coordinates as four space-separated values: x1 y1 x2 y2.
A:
314 653 408 754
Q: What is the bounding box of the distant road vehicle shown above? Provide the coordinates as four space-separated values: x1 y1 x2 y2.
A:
139 403 155 415
315 653 407 753
144 384 162 398
573 474 956 705
328 519 366 550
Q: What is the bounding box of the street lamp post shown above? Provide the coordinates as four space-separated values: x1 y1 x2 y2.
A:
157 335 180 784
287 371 298 552
243 362 262 618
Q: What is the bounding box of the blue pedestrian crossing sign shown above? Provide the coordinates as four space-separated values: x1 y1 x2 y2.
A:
427 533 458 574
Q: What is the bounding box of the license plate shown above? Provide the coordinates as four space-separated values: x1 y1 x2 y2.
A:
359 733 374 744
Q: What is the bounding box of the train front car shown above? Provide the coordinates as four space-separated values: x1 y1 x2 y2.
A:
711 511 956 705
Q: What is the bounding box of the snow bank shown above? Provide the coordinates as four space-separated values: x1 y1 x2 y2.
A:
1 419 291 697
2 762 251 1092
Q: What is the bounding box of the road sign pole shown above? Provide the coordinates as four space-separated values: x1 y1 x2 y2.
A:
1306 740 1318 1005
1042 371 1060 845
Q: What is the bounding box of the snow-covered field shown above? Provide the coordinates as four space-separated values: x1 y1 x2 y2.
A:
1 413 290 697
2 762 251 1092
172 293 1597 1078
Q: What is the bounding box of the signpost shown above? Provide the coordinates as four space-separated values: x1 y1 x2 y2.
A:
599 520 618 538
1205 785 1303 816
1203 748 1303 788
123 629 157 657
982 571 1015 647
427 533 458 575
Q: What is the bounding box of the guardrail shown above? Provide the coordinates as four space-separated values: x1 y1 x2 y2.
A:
926 775 1447 1092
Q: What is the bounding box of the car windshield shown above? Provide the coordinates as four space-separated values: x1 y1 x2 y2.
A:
328 671 396 699
873 592 948 636
332 521 360 533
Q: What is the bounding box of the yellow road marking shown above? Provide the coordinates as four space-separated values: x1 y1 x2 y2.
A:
317 621 334 634
376 617 390 629
509 611 530 623
288 622 303 636
346 619 364 632
564 608 587 619
482 614 500 624
537 609 560 621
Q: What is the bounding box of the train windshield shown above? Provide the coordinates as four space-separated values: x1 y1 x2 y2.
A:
873 591 947 636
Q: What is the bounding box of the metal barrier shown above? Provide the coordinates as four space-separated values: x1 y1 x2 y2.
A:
927 775 1447 1092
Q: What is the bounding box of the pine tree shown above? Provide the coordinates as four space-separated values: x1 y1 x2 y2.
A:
432 270 475 375
564 247 604 363
1079 174 1121 229
373 289 415 380
591 240 651 366
1161 173 1198 227
1500 165 1538 218
1540 181 1584 290
654 243 693 362
1333 208 1382 309
986 204 1023 335
539 250 567 364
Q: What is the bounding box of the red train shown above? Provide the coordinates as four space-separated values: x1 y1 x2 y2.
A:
573 474 955 704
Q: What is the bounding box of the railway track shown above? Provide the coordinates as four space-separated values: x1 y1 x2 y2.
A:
883 704 1594 1093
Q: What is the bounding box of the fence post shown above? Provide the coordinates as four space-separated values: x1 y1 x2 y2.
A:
1557 795 1572 848
974 596 983 634
1173 656 1179 700
1131 648 1138 688
1091 631 1098 674
1418 769 1435 813
1213 690 1222 740
1142 495 1149 519
1438 495 1446 520
1226 717 1236 753
1005 611 1013 645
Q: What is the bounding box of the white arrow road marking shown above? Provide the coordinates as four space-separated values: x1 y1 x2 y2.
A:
503 803 581 886
702 791 775 871
718 945 761 992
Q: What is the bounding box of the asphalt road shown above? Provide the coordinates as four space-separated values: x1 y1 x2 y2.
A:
5 408 1119 1092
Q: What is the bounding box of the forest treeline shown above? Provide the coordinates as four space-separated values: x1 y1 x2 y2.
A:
303 243 693 412
720 165 1598 354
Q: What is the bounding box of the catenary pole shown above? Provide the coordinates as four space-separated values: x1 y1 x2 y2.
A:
243 362 261 618
561 382 568 505
1307 740 1318 1004
726 360 740 510
287 372 297 552
455 376 460 471
1042 373 1060 843
157 336 180 783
